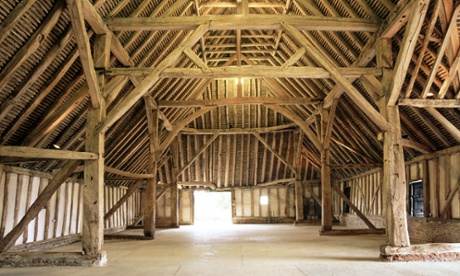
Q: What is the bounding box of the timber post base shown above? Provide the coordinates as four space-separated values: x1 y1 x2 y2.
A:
319 228 386 236
0 251 107 267
380 244 460 262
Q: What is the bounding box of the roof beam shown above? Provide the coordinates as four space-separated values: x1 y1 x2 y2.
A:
438 43 460 99
381 0 419 38
101 23 210 132
398 98 460 108
0 146 97 160
181 123 297 135
144 95 173 132
400 139 433 154
106 66 381 79
106 15 379 32
201 2 284 8
104 166 155 179
404 0 442 98
21 85 88 147
67 0 102 108
322 33 378 109
282 23 389 131
265 104 321 150
159 97 320 107
158 107 216 157
183 47 210 72
387 0 429 106
79 0 132 66
426 107 460 143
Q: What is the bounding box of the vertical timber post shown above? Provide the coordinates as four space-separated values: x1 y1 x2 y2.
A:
82 33 110 257
320 101 337 232
379 38 410 247
293 129 304 223
170 136 180 228
320 149 332 231
144 106 159 238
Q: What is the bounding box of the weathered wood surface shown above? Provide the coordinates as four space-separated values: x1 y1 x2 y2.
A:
320 228 385 236
170 137 180 228
331 183 376 229
7 234 81 253
0 160 80 253
104 181 144 221
144 106 159 238
67 0 101 108
0 147 97 160
107 66 381 79
107 15 379 32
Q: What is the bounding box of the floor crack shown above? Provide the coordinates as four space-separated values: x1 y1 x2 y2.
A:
174 265 182 276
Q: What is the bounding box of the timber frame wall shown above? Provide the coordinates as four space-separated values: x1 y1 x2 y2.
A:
336 145 460 243
0 166 142 252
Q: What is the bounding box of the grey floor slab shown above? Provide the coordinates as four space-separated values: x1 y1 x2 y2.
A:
1 223 459 275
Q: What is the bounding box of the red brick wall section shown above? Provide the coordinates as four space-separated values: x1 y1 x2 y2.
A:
408 217 460 244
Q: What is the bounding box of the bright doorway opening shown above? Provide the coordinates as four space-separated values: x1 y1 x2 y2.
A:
194 191 232 225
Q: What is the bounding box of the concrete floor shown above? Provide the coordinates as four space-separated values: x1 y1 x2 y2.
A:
1 223 459 275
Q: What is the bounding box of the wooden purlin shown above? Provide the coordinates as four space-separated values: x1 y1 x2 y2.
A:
102 23 211 132
106 15 380 32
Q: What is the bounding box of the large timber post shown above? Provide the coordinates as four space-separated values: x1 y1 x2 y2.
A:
82 33 110 258
144 106 159 238
170 136 180 228
293 129 304 223
378 38 410 247
320 101 337 232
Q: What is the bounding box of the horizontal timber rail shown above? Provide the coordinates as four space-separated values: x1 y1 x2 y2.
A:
159 97 321 107
398 99 460 108
0 146 97 160
106 67 382 79
106 15 379 32
181 123 297 134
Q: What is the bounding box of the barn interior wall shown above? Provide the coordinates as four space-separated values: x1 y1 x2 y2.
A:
232 185 321 224
155 188 172 227
0 166 142 251
179 189 194 225
336 147 460 243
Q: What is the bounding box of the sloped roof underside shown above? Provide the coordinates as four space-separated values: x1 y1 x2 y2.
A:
1 0 460 189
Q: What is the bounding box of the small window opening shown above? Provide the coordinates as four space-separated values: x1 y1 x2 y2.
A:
260 195 269 205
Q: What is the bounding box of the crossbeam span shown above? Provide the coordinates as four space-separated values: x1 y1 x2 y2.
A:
106 15 380 32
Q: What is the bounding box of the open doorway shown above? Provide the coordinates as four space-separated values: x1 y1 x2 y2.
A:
409 180 424 217
194 191 232 225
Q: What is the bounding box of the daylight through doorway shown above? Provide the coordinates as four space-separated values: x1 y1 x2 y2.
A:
194 191 232 225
